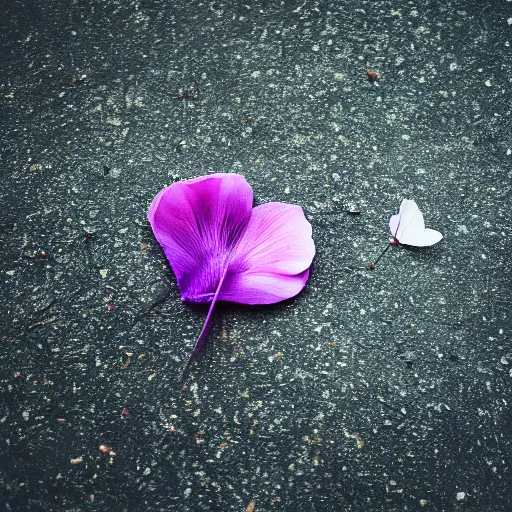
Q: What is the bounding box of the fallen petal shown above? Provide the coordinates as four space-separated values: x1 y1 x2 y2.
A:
148 174 315 360
389 199 442 247
148 174 253 303
220 202 315 304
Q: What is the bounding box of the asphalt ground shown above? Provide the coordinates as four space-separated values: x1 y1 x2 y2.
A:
1 1 511 510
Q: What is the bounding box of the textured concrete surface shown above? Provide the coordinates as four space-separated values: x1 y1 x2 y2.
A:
1 1 511 511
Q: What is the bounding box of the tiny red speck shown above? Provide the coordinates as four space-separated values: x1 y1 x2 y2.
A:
367 70 379 82
122 408 128 415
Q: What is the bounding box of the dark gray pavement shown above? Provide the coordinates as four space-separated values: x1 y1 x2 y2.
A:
1 1 511 510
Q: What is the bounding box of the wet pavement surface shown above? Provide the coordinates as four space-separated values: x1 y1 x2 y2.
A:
1 1 511 511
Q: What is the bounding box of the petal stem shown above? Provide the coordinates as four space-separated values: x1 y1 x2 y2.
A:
370 242 392 270
181 265 229 378
193 269 226 356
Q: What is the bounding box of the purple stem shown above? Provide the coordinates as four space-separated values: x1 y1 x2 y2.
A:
181 266 228 378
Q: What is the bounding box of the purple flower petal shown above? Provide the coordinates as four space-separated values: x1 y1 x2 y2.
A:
148 174 315 363
219 202 315 304
148 173 253 303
